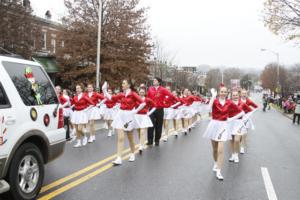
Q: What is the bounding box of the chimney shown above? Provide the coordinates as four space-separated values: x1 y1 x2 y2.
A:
23 0 31 11
45 10 52 20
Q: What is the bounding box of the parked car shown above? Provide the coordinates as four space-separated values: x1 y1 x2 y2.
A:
0 55 66 200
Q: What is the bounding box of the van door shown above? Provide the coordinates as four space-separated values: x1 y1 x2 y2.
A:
0 81 17 166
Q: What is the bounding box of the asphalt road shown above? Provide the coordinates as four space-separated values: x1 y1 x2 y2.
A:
3 93 300 200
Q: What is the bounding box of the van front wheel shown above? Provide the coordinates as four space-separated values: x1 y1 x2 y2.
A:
8 143 44 200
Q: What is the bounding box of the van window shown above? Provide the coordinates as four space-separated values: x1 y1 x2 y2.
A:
0 83 10 109
2 61 58 106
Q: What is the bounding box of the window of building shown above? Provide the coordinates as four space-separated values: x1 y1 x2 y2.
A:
31 31 35 49
51 38 56 53
41 31 47 49
61 40 64 48
2 62 58 106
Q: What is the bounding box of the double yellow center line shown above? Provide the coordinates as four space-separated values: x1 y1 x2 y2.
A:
39 144 147 200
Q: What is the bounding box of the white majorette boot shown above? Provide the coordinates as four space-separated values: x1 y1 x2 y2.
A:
138 145 144 154
92 135 96 141
107 130 112 137
113 156 122 165
174 132 179 138
88 136 94 143
216 169 224 181
163 135 168 142
229 154 235 162
82 136 88 146
234 153 239 163
128 153 135 162
73 139 82 148
240 147 245 154
212 162 218 172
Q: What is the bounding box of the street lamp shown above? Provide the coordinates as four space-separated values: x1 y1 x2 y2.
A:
96 0 102 91
261 48 280 93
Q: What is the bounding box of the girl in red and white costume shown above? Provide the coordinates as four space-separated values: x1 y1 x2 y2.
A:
190 92 202 128
63 89 77 139
239 89 258 154
56 86 72 141
228 90 251 163
163 86 180 142
71 85 96 148
103 88 118 137
171 90 183 137
102 80 145 165
135 87 155 153
203 86 244 180
181 89 195 135
86 84 106 143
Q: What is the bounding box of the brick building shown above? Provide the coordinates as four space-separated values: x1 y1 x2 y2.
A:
0 0 64 83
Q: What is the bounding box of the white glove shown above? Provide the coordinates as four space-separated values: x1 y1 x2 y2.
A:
102 81 108 91
84 105 93 112
147 108 156 116
210 88 217 98
97 99 107 107
170 102 181 108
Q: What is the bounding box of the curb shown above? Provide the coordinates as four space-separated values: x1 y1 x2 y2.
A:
271 105 293 120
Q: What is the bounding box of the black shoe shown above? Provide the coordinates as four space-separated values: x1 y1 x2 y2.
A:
146 142 153 146
155 142 159 146
188 128 192 132
184 132 187 135
139 149 143 154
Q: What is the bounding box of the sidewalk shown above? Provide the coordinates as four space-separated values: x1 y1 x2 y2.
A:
271 104 293 120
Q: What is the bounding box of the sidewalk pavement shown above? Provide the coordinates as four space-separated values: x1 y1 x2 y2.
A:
271 104 293 120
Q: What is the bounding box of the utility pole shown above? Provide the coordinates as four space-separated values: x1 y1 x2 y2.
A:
96 0 102 91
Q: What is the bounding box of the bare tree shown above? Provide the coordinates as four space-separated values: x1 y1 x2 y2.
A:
57 0 152 88
263 0 300 42
205 68 222 89
260 62 288 95
287 64 300 93
223 67 244 87
0 0 34 59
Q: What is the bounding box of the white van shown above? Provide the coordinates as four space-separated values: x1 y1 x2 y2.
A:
0 55 66 200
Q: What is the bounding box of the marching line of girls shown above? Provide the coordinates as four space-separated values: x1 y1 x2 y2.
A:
203 84 258 180
55 77 207 149
55 78 258 181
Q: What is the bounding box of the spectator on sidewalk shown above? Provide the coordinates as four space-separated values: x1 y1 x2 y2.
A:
293 97 300 125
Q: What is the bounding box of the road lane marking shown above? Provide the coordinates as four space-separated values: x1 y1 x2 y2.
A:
38 162 114 200
38 148 146 200
261 167 278 200
40 147 134 194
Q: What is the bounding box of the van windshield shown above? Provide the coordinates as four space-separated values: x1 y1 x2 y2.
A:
2 61 58 106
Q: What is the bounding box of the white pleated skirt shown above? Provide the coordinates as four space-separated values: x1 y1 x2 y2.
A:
99 104 106 116
245 118 255 130
164 108 176 120
181 106 193 119
71 110 89 125
103 107 117 121
203 119 231 142
228 119 247 136
87 106 101 120
111 110 139 131
191 102 199 115
63 107 73 118
135 114 153 129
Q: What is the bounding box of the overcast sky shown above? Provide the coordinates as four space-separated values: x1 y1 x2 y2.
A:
30 0 300 69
